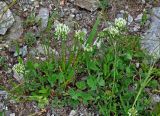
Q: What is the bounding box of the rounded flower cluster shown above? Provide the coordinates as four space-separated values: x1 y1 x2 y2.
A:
115 17 127 29
128 107 138 116
107 26 119 36
12 63 25 75
102 18 126 36
55 23 70 40
74 30 86 41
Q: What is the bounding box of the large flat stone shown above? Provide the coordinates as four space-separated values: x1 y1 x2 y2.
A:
141 7 160 60
75 0 99 12
0 1 15 35
37 8 49 30
6 15 23 43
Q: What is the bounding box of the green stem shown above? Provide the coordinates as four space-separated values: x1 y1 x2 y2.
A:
61 40 66 72
132 64 154 108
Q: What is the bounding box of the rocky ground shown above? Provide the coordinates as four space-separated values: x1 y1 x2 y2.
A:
0 0 160 115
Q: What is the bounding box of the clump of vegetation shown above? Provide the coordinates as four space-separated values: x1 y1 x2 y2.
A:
23 12 37 27
7 17 160 115
24 32 37 47
0 56 8 70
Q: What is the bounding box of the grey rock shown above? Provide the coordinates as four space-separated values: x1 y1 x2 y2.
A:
0 1 15 35
5 110 13 116
69 14 75 18
75 0 100 12
37 8 49 30
70 8 77 13
6 15 23 43
0 91 7 99
134 13 143 23
116 13 124 19
18 0 35 11
60 11 64 18
132 24 141 32
151 94 160 103
14 46 28 57
137 0 145 4
75 105 98 116
127 14 133 25
10 113 15 116
141 7 160 60
144 20 151 27
152 7 160 17
0 90 8 112
76 14 82 21
21 46 28 57
34 1 39 8
142 0 145 4
2 15 23 53
69 110 77 116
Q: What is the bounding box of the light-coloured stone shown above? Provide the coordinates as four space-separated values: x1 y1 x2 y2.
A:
10 113 15 116
141 7 160 60
0 1 15 35
69 110 77 116
151 94 160 103
6 15 23 43
127 14 133 25
75 0 99 12
0 15 23 50
37 8 49 30
0 90 8 112
134 13 143 23
133 24 141 32
14 46 28 57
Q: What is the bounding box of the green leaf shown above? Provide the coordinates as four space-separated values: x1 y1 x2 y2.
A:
76 81 86 90
67 68 75 82
38 87 50 97
18 57 23 64
153 103 160 115
68 89 81 100
28 95 49 108
86 17 100 45
58 72 65 84
34 63 39 68
126 52 132 60
80 92 93 104
87 76 97 90
149 80 159 88
39 88 48 94
48 74 57 87
88 61 99 71
0 111 4 116
38 97 49 108
103 63 109 76
97 77 105 86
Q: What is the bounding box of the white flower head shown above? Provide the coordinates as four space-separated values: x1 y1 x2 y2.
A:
128 107 138 116
12 63 25 75
74 30 87 41
115 17 127 28
107 26 119 36
82 43 93 52
55 23 70 39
